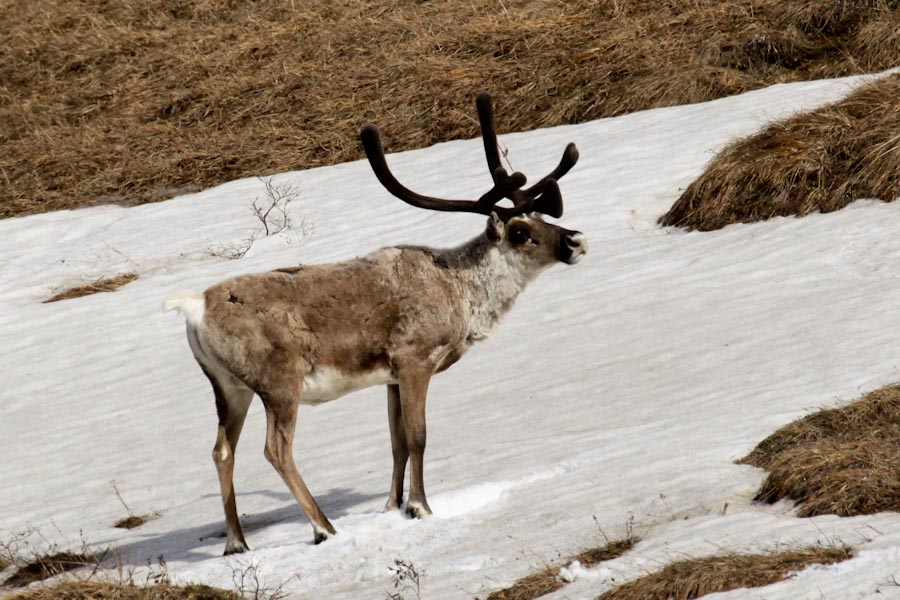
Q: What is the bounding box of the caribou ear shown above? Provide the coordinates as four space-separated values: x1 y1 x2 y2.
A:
486 212 505 243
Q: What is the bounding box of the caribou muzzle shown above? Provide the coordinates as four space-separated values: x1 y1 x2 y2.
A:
559 230 587 264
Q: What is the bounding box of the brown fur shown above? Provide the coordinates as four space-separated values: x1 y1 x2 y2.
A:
201 248 466 391
171 213 585 553
169 96 587 554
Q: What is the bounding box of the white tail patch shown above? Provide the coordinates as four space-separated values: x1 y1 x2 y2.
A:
164 292 205 327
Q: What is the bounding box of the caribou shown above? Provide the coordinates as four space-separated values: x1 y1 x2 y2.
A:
166 93 587 554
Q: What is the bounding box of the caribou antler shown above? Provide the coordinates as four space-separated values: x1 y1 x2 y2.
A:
360 92 578 220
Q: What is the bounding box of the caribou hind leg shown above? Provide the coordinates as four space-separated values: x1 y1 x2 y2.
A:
202 367 254 555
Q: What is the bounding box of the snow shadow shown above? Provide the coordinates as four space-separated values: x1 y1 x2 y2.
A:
103 486 383 565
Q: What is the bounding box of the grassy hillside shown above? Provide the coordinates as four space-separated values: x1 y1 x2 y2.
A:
662 72 900 230
2 0 899 218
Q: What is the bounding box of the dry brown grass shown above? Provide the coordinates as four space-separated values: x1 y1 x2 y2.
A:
43 273 138 303
114 515 150 530
598 546 851 600
740 383 900 517
483 538 636 600
5 581 241 600
4 552 95 588
3 0 899 218
662 71 900 230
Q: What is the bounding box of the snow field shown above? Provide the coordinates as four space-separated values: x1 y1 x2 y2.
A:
3 71 900 598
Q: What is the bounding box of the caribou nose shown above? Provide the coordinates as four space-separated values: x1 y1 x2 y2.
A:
562 232 587 264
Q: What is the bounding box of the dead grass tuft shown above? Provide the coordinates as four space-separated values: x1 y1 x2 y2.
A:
6 581 241 600
598 546 851 600
114 515 150 530
740 383 900 517
484 538 636 600
4 552 95 588
661 72 900 230
3 1 900 218
44 273 138 303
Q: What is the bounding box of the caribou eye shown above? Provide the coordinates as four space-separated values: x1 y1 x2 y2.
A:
508 225 530 245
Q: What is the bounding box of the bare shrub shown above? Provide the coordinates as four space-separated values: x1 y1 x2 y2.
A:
385 559 423 600
226 557 291 600
207 232 258 261
208 177 308 260
252 178 298 237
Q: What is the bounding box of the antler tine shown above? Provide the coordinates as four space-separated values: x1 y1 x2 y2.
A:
361 123 525 216
361 94 576 221
523 142 579 199
476 92 506 183
527 178 564 218
361 124 482 213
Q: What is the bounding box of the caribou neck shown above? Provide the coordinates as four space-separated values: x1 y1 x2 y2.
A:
437 233 544 341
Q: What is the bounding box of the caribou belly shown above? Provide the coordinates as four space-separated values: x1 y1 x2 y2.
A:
301 365 395 404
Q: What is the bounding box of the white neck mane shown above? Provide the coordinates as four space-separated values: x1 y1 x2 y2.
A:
438 234 546 341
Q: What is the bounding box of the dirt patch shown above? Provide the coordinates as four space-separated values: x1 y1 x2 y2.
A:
4 552 95 588
661 72 900 230
483 538 635 600
598 546 851 600
740 383 900 517
6 581 241 600
3 1 899 219
114 515 151 530
44 273 138 303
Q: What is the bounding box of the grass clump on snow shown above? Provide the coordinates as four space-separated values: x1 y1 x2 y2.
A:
43 274 138 303
598 546 851 600
3 0 900 218
483 538 636 600
3 552 96 588
114 515 150 530
5 581 241 600
661 72 900 230
740 383 900 517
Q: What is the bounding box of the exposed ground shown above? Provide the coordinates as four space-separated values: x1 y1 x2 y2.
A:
598 546 852 600
483 538 636 600
741 383 900 517
43 273 138 303
661 72 900 230
3 0 900 218
3 552 95 588
5 581 240 600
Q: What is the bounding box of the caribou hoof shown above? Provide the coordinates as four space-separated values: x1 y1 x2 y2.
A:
405 501 432 519
313 527 335 545
384 498 404 512
223 540 249 555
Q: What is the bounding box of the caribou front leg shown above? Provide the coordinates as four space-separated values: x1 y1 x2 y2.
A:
385 383 409 511
397 366 433 518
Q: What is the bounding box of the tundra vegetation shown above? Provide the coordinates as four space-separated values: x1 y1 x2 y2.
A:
2 0 899 218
